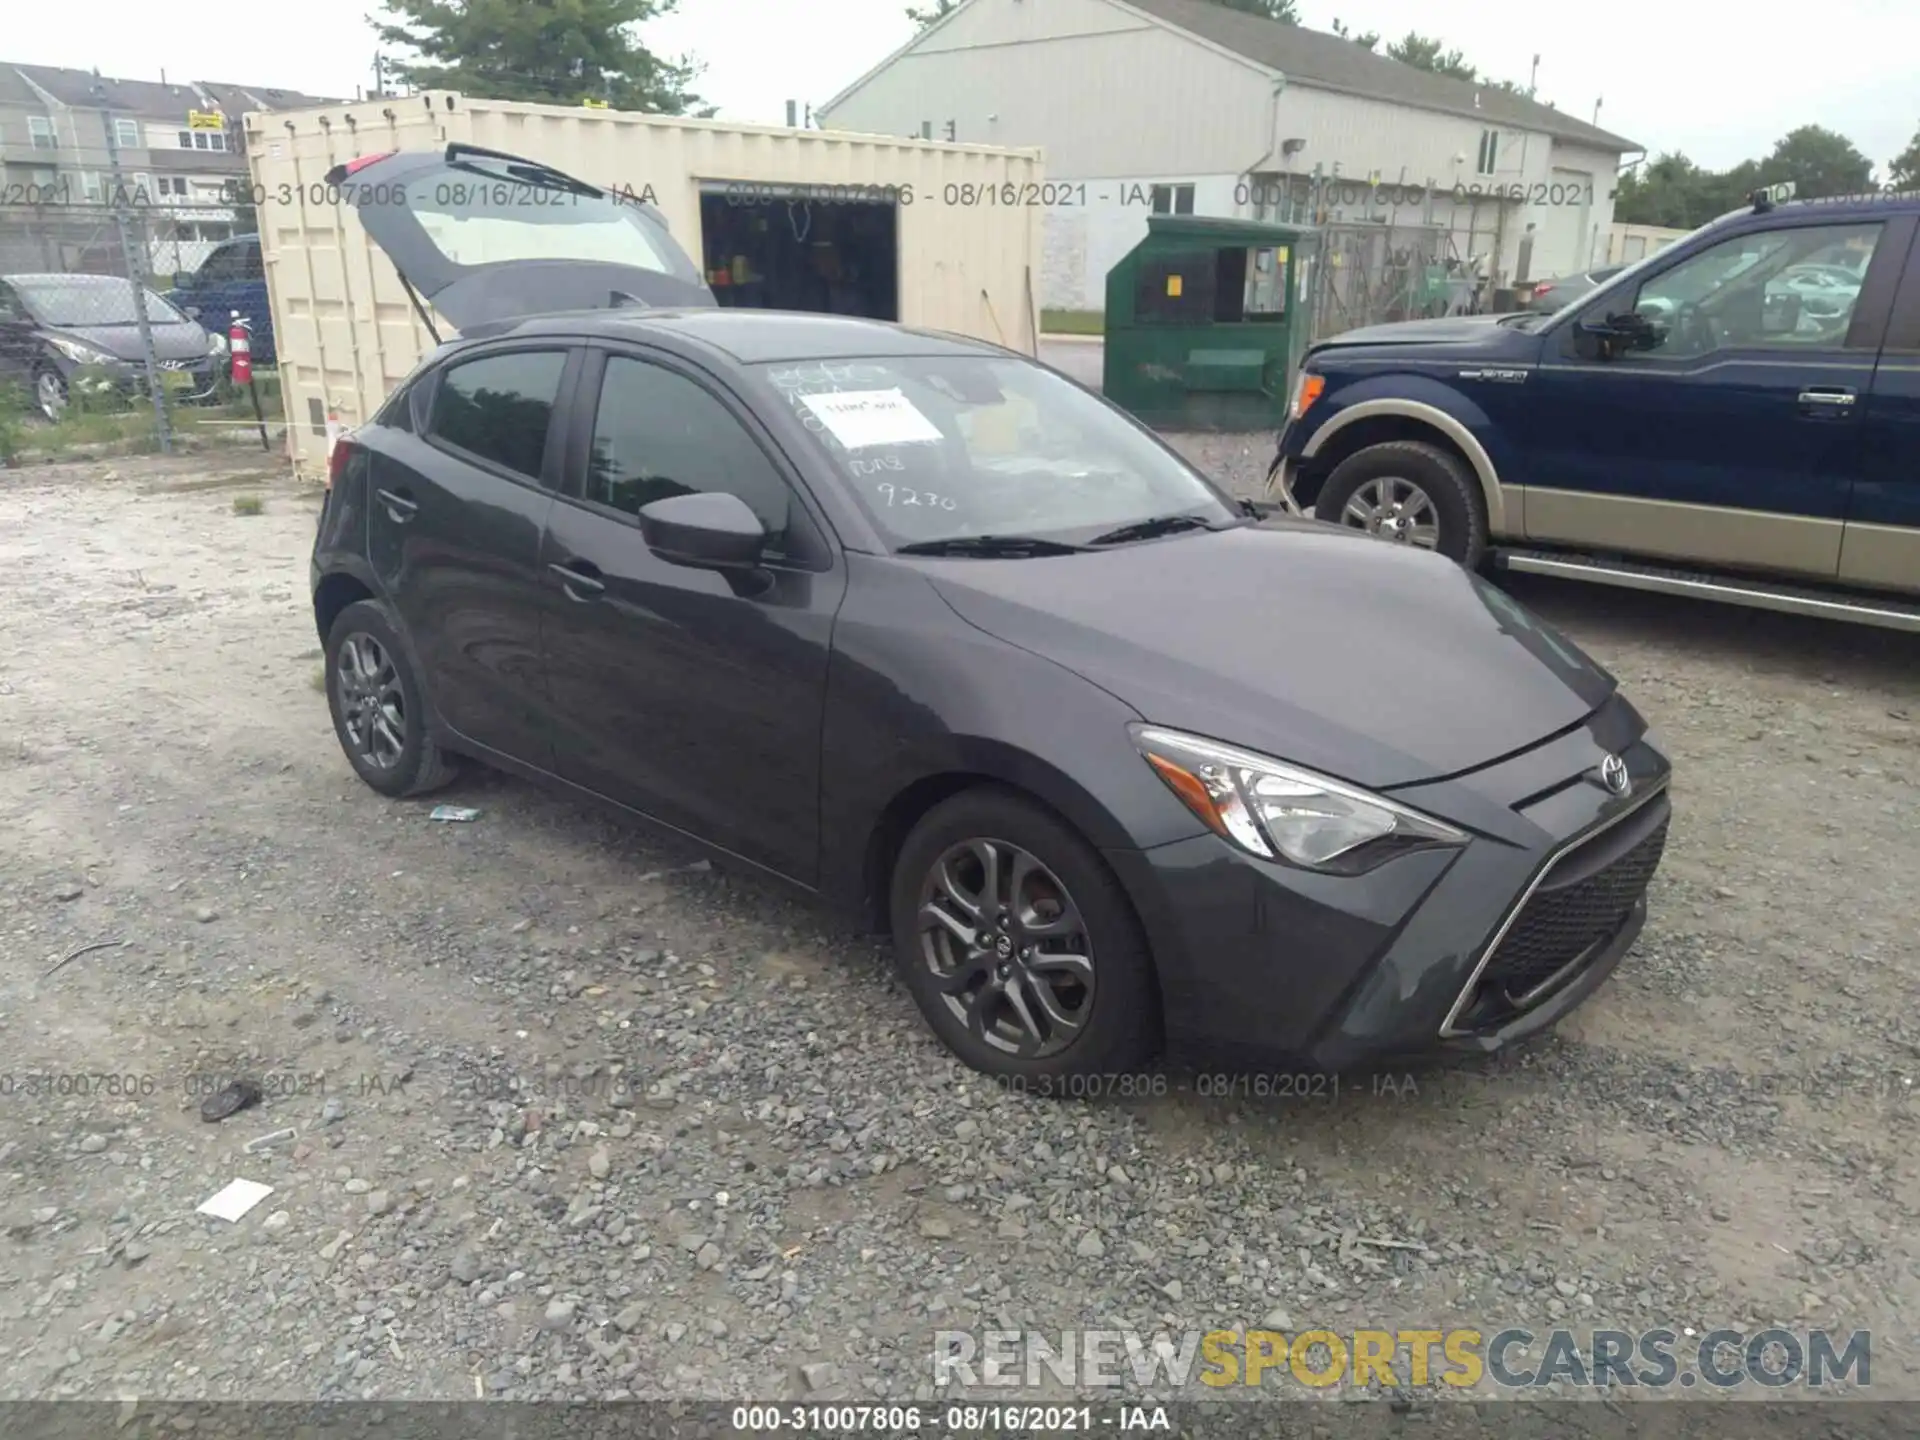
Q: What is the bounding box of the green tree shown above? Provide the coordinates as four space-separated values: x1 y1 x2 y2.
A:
1754 125 1875 199
1384 32 1477 81
1891 123 1920 191
1204 0 1302 21
1330 18 1378 48
373 0 710 115
906 0 957 26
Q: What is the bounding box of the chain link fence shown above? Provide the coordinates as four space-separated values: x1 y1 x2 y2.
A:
0 168 281 466
1307 222 1483 337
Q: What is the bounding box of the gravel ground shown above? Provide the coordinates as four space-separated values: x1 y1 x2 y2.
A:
1 447 1916 1408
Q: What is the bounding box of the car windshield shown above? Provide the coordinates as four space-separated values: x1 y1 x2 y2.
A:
14 278 188 327
752 355 1241 551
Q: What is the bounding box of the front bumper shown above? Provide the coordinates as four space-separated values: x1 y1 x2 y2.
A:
1103 694 1671 1071
1266 426 1308 515
56 353 221 405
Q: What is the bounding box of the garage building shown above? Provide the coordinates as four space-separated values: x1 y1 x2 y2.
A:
817 0 1642 316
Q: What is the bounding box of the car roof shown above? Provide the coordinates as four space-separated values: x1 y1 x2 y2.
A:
474 307 1014 365
2 272 137 287
1713 191 1920 229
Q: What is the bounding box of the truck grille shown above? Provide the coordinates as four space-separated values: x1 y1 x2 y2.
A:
1482 810 1669 1001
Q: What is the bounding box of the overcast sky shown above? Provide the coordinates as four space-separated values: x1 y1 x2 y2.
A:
10 0 1918 177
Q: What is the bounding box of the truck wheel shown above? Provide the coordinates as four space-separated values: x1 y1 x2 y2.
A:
1315 441 1487 568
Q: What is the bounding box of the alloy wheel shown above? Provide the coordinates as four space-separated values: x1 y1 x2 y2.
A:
335 632 408 770
1340 476 1440 548
36 371 66 422
917 838 1095 1059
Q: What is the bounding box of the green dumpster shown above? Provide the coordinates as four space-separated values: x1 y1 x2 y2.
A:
1102 215 1318 430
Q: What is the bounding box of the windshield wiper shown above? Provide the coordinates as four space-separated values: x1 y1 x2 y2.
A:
1086 513 1224 547
443 143 605 201
895 535 1089 557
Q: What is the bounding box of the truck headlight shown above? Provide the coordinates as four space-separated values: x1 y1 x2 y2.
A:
1133 724 1468 874
1288 369 1325 420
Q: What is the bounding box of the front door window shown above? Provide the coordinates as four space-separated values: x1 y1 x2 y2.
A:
1609 223 1881 358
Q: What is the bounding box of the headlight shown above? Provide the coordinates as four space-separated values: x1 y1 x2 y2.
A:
1288 369 1325 420
47 336 112 364
1132 724 1468 874
207 330 228 356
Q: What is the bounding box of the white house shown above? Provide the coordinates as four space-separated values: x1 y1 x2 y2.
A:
817 0 1642 313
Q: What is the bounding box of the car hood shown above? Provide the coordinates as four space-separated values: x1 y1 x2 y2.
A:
923 522 1616 790
44 322 210 364
1312 314 1520 349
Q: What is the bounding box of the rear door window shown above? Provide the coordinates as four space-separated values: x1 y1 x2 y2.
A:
426 349 568 483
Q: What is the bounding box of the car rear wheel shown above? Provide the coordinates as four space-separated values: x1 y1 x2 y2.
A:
1316 440 1487 568
889 788 1160 1082
323 599 458 798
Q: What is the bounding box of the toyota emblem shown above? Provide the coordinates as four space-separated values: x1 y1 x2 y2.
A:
1599 754 1631 797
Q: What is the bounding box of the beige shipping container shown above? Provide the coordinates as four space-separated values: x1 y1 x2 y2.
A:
243 91 1046 475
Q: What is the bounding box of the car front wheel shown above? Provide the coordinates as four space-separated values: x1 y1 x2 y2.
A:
323 599 458 798
33 366 68 422
1316 440 1487 568
889 788 1160 1083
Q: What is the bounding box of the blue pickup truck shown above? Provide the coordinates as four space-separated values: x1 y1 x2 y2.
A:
164 234 275 368
1268 185 1920 631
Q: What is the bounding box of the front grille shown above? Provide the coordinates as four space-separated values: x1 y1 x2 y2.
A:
1481 811 1669 1001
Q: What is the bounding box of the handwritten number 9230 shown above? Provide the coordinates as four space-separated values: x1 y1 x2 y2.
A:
876 483 957 511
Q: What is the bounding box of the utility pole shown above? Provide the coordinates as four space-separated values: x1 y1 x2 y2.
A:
372 53 385 99
95 70 170 454
1528 54 1539 96
1593 96 1603 127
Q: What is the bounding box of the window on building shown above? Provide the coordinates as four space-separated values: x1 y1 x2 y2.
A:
427 350 569 482
1476 129 1499 176
114 117 142 149
29 116 58 150
1150 183 1196 216
177 129 228 151
80 171 103 203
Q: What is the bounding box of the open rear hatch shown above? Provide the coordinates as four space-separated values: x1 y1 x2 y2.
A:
325 143 715 336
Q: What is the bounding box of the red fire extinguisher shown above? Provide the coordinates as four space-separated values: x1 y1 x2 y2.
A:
229 311 270 451
229 312 252 386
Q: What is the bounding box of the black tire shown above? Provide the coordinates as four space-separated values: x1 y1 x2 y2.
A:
323 599 458 798
1315 439 1488 568
889 787 1160 1083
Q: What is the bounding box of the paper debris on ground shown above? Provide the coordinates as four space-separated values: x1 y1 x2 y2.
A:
429 805 482 823
196 1177 274 1222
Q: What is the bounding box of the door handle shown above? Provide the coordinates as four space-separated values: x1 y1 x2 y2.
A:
375 487 418 522
1797 388 1856 408
548 561 606 600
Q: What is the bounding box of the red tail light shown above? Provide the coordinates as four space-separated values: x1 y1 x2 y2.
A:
1534 283 1553 295
326 437 357 490
339 151 396 177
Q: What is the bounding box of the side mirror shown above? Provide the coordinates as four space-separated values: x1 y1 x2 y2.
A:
182 305 201 320
1577 310 1660 355
637 490 766 571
